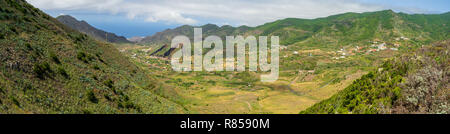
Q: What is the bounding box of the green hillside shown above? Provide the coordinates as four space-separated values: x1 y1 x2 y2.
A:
138 10 450 63
300 41 449 114
0 0 186 113
140 10 449 49
258 10 449 48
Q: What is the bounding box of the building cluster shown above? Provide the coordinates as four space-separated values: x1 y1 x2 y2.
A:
332 38 405 60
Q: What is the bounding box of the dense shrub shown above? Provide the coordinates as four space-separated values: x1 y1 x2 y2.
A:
181 82 194 88
25 43 32 50
87 90 98 103
104 79 114 89
49 52 60 64
57 66 69 79
69 33 86 43
77 51 93 63
33 62 52 79
10 96 20 107
93 64 100 70
392 44 449 114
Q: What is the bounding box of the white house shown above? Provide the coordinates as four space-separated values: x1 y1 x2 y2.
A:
378 43 387 50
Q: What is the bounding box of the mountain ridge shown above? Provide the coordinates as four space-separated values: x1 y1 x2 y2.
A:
138 10 449 48
56 15 131 44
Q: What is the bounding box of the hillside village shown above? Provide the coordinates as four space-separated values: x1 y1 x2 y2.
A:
330 37 409 60
121 35 411 73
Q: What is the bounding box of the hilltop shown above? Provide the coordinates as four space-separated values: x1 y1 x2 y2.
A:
0 0 185 113
56 15 131 44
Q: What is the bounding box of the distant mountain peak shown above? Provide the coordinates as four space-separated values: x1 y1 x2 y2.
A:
56 15 76 20
202 23 219 28
56 15 131 44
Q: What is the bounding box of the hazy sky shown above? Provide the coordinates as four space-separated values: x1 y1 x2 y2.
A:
27 0 450 38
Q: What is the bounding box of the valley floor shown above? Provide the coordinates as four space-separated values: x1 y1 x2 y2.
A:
116 44 396 114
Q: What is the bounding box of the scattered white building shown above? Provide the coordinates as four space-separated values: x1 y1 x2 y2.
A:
355 46 360 51
141 48 152 53
400 36 409 40
378 43 387 51
395 36 410 41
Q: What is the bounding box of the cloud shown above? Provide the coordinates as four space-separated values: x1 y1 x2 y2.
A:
26 0 426 26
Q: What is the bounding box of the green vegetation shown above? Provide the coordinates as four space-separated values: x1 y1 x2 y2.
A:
77 51 93 63
33 62 53 79
49 52 60 64
1 0 448 114
57 66 69 79
0 0 187 114
301 42 449 114
87 90 98 103
117 9 449 114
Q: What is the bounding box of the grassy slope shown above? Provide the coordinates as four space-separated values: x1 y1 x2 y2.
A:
300 41 449 114
0 0 186 113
